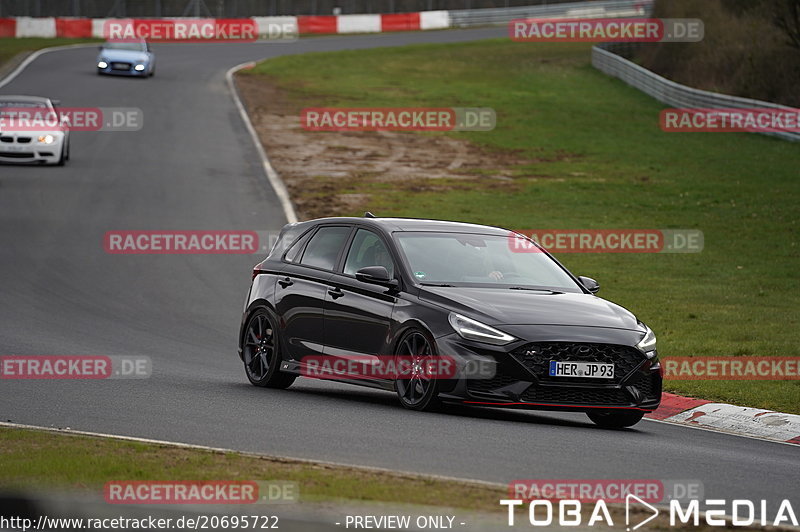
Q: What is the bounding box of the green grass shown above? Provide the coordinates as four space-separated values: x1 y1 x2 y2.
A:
0 427 504 510
243 39 800 413
0 38 100 70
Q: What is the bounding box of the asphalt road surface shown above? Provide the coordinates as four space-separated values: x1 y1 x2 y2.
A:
0 29 797 516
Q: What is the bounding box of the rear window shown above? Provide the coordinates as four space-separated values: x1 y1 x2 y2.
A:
267 224 307 260
299 226 351 271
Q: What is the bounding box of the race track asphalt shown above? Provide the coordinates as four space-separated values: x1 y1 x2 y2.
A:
0 29 797 517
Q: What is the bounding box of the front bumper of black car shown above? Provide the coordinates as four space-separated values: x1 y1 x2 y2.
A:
433 329 662 412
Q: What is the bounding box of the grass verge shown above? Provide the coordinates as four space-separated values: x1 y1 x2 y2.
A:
240 39 800 414
0 426 788 532
0 426 503 511
0 38 100 72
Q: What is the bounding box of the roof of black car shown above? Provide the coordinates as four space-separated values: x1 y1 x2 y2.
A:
298 216 511 235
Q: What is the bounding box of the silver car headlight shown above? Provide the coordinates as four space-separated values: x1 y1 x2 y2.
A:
134 64 145 71
448 312 516 346
38 135 55 144
97 60 108 68
636 325 657 358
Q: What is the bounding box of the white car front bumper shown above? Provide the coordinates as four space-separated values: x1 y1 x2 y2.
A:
0 131 66 165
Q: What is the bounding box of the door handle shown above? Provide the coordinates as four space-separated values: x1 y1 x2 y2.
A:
278 276 293 288
328 287 344 299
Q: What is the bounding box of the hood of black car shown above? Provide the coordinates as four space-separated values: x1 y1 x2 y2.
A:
420 287 640 331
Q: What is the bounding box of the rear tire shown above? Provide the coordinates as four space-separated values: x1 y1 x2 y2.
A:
587 409 644 428
242 308 296 389
393 329 440 412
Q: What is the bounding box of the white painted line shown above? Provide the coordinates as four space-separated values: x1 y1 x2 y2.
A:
0 421 504 490
226 61 298 224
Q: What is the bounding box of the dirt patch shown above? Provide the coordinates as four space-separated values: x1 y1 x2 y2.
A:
235 74 540 220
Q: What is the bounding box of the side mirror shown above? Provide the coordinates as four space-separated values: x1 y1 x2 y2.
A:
355 266 398 289
578 276 600 294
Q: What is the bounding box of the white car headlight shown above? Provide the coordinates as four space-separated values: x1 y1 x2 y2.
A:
636 325 657 358
448 312 516 346
134 64 145 71
97 61 108 68
38 135 55 144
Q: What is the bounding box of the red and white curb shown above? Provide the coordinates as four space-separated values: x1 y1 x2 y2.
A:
646 393 800 445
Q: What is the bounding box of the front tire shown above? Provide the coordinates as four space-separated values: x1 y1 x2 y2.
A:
587 409 644 428
242 308 296 389
393 329 440 411
55 143 66 166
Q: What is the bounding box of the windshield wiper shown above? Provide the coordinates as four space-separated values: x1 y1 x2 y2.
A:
508 286 561 293
420 282 455 287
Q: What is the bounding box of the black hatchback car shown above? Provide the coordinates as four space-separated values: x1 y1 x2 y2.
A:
238 215 661 428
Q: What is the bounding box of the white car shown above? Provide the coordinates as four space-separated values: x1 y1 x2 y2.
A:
0 95 70 166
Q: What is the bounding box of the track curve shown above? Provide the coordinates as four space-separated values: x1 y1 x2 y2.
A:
0 29 797 513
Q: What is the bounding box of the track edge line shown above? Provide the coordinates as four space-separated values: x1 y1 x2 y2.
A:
226 61 298 225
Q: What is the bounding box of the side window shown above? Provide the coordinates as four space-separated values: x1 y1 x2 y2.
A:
344 229 395 278
299 226 351 271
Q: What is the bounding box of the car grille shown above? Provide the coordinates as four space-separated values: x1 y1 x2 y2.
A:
0 136 32 144
111 62 131 71
630 374 661 402
511 342 645 384
522 386 630 406
467 375 522 394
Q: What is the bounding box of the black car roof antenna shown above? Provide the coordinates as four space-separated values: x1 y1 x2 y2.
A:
363 212 376 218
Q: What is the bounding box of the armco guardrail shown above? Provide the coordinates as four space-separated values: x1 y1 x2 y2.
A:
448 0 650 27
592 43 800 142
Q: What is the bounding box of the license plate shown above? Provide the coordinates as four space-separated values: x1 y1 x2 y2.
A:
549 360 614 379
112 63 129 70
4 145 25 152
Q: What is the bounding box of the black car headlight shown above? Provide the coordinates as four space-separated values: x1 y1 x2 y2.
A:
448 312 516 346
636 325 657 359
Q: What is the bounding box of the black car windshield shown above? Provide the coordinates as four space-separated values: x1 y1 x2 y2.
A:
103 42 147 51
394 231 581 291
